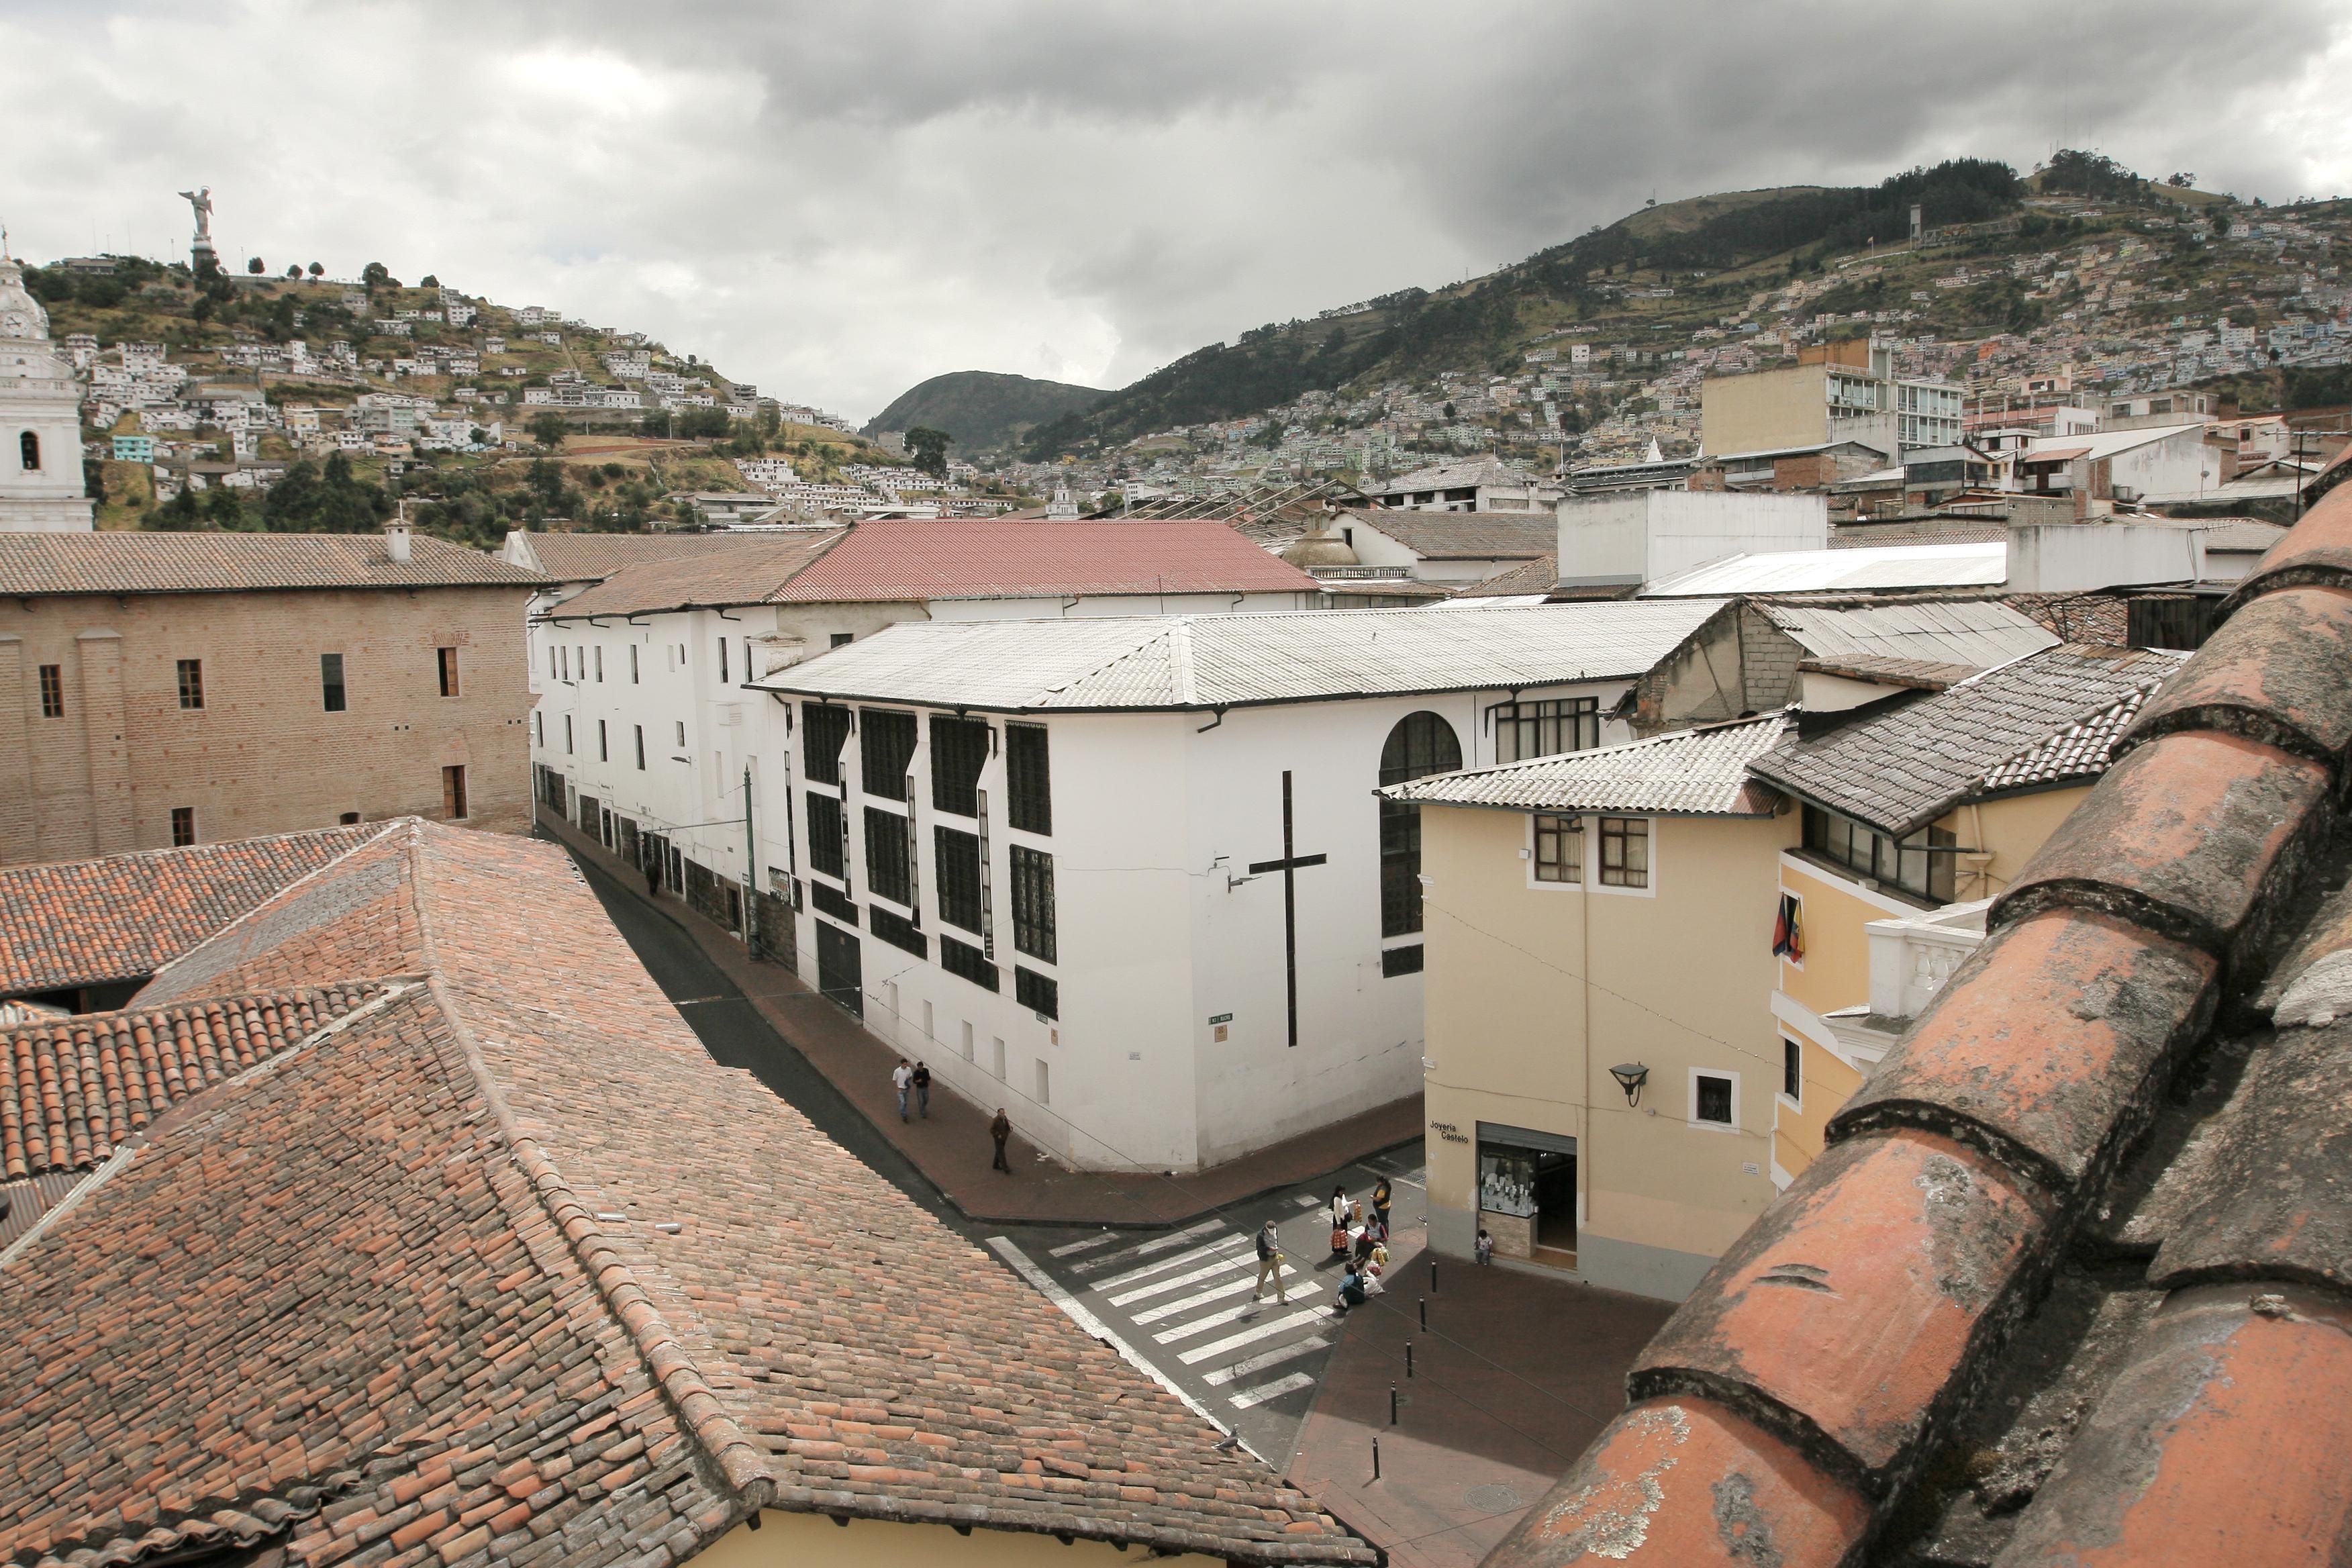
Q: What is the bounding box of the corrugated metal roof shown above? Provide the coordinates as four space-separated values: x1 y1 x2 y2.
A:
1748 644 2188 836
1382 713 1790 816
754 599 1729 713
1641 542 2007 597
1761 599 2058 671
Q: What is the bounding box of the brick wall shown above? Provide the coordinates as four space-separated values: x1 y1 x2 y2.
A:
0 585 534 865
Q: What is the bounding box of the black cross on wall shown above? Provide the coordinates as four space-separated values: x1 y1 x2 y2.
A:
1248 770 1327 1048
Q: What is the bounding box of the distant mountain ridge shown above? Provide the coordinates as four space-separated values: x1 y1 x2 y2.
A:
863 370 1105 453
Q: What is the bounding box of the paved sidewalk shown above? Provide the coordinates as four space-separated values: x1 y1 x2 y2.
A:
1285 1238 1672 1568
541 810 1423 1228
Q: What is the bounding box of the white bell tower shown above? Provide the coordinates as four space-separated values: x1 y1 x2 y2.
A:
0 258 95 532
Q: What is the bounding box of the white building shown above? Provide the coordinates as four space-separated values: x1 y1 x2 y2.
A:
0 260 95 532
1557 489 1828 593
741 600 1743 1173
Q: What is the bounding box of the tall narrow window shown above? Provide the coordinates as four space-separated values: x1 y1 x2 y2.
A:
935 825 983 932
865 807 914 906
1783 1038 1802 1105
930 716 989 816
37 663 64 718
170 805 195 846
598 720 608 761
807 793 846 879
176 658 205 711
19 430 40 471
1010 844 1056 963
321 652 346 712
803 703 851 786
437 646 460 697
1599 816 1649 888
1379 712 1461 936
718 638 730 683
442 764 469 820
1006 723 1051 835
559 646 569 682
630 644 640 683
593 646 603 683
860 709 917 802
634 724 646 770
565 715 574 754
535 711 544 747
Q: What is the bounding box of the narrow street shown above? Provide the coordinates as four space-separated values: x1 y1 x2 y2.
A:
568 836 1426 1465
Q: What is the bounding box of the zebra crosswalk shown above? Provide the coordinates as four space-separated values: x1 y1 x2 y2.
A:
1005 1218 1343 1418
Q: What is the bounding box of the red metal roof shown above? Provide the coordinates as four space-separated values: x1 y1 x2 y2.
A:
771 519 1319 602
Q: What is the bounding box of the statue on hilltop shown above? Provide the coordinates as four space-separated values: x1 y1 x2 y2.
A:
178 187 214 240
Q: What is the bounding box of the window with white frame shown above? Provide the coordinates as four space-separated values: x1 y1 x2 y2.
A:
1598 816 1649 888
1690 1069 1738 1130
1532 814 1581 883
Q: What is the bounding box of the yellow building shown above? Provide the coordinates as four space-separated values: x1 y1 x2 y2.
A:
1750 644 2190 1185
1391 715 1796 1301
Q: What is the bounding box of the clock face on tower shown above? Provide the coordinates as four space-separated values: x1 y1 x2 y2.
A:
0 309 30 338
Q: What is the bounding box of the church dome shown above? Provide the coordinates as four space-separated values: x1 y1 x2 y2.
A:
1281 527 1360 569
0 260 52 344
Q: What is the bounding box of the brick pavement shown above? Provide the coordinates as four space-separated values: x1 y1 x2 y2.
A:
1285 1230 1672 1568
539 807 1424 1228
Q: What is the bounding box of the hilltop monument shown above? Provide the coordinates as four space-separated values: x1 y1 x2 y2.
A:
0 257 96 532
179 185 217 273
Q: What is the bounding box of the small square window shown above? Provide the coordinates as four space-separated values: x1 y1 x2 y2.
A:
175 658 204 711
1599 816 1649 888
170 805 196 846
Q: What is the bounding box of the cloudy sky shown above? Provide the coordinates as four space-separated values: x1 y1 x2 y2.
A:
5 0 2349 422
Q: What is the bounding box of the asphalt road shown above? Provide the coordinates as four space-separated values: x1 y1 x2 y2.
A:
563 834 1428 1463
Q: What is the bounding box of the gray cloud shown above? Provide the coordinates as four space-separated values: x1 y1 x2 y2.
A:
3 0 2345 421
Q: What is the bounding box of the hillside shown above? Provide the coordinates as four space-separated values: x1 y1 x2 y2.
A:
1020 159 2034 460
862 370 1105 453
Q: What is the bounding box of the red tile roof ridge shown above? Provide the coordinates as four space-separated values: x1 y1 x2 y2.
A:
395 824 774 1518
1486 483 2352 1567
130 820 411 994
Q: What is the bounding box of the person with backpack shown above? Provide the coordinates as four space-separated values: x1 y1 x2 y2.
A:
1251 1220 1287 1304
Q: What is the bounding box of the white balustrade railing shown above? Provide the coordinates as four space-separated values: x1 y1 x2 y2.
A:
1865 899 1991 1022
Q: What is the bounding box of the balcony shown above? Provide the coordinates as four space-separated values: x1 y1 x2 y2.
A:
1866 898 1991 1024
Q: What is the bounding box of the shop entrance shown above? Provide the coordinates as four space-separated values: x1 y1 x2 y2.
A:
1475 1122 1577 1266
816 920 863 1018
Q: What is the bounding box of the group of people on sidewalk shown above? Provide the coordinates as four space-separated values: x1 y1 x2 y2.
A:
1248 1177 1396 1315
893 1057 1018 1174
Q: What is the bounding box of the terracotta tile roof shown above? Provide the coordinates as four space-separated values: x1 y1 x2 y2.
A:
1484 483 2352 1568
538 528 850 617
0 985 376 1178
0 826 380 997
1748 644 2188 837
0 531 548 596
1339 508 1559 560
545 519 1320 620
1381 713 1790 816
504 528 801 582
0 820 1370 1566
1459 553 1561 597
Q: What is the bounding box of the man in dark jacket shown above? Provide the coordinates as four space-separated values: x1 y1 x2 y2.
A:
990 1108 1012 1173
1251 1220 1287 1304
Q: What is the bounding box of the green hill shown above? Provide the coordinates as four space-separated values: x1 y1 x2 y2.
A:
862 370 1105 453
1019 158 2035 459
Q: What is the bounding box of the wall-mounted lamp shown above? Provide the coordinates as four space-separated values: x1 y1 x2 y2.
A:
1610 1062 1651 1107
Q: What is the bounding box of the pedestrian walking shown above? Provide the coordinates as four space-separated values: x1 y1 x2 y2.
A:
1327 1185 1351 1257
644 852 661 899
912 1060 932 1118
1371 1177 1392 1236
989 1108 1012 1173
892 1059 912 1122
1251 1220 1288 1304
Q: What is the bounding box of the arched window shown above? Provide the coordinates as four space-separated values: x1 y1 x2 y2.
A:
17 431 37 472
1379 710 1462 938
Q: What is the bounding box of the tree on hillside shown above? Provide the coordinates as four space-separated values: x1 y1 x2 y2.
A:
285 263 302 278
2209 209 2233 238
674 405 732 440
150 484 204 531
360 261 398 291
262 454 387 533
904 426 952 478
528 411 569 448
246 256 264 275
307 262 324 278
205 483 246 528
420 274 439 288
